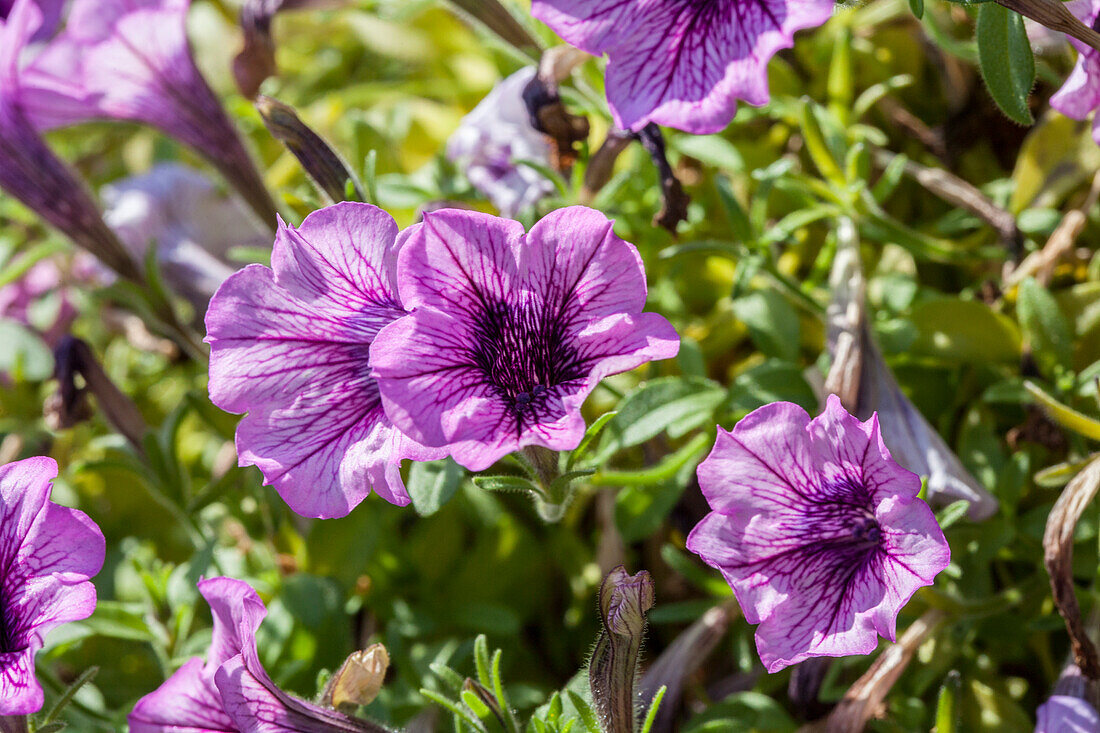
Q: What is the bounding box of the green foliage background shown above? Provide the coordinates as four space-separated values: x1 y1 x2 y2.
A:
3 0 1100 730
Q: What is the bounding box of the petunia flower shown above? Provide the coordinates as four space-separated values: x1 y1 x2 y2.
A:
531 0 834 134
103 163 270 312
370 206 680 472
205 202 443 519
1050 0 1100 144
129 577 389 732
685 395 950 673
446 66 556 217
0 0 141 282
1036 695 1100 732
15 0 278 225
0 456 105 715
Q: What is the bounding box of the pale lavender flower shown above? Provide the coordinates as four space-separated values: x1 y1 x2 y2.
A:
16 0 278 225
686 395 950 673
0 456 104 715
129 577 386 732
1050 0 1100 144
531 0 834 134
0 0 140 282
1036 696 1100 732
446 67 556 217
205 202 443 519
370 206 680 471
103 164 270 311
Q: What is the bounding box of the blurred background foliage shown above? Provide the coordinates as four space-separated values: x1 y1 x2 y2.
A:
2 0 1100 730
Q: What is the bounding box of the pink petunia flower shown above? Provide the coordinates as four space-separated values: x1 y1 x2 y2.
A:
204 202 443 519
128 577 387 732
370 206 680 471
446 67 556 217
1050 0 1100 144
0 457 105 715
686 395 950 673
14 0 277 225
0 0 139 281
531 0 835 134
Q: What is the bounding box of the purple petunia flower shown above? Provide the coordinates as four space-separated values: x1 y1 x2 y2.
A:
447 67 556 217
129 577 387 732
1036 695 1100 732
0 457 104 715
1050 0 1100 144
0 0 141 282
103 163 270 312
370 206 680 472
531 0 834 134
205 202 444 519
686 395 950 673
15 0 278 225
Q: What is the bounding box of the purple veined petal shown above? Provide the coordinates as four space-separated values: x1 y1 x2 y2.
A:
533 0 834 133
808 395 923 505
686 399 950 673
206 203 441 519
530 0 642 55
0 647 42 715
374 205 679 471
520 206 649 321
396 209 525 316
0 457 103 715
271 204 404 331
693 401 821 516
128 657 238 733
214 649 384 732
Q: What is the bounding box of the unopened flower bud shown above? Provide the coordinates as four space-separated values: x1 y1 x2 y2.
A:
590 566 654 733
323 644 389 713
256 95 364 205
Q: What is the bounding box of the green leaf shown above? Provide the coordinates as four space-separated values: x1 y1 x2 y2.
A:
472 475 540 493
909 0 924 19
0 321 53 381
594 378 725 462
975 3 1035 125
408 458 465 516
1024 381 1100 441
1017 278 1074 376
566 411 618 470
730 290 801 361
639 686 667 733
936 670 962 733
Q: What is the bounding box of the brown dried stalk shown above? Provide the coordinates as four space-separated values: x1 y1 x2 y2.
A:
803 609 945 733
1043 454 1100 680
996 0 1100 54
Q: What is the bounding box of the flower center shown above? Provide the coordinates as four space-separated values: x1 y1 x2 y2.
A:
469 298 585 418
852 512 882 546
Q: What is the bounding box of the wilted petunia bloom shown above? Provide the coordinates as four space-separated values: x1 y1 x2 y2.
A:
447 67 556 217
16 0 278 225
1050 0 1100 144
0 0 141 282
0 457 105 715
1036 695 1100 732
205 202 443 519
686 395 950 673
103 164 270 312
531 0 834 134
129 577 388 732
370 206 680 471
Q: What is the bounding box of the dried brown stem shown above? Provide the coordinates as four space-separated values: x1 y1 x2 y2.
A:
871 148 1021 255
813 609 946 733
445 0 542 56
996 0 1100 54
1043 455 1100 680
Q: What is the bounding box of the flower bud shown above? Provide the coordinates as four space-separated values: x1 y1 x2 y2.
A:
323 644 389 713
590 566 654 733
